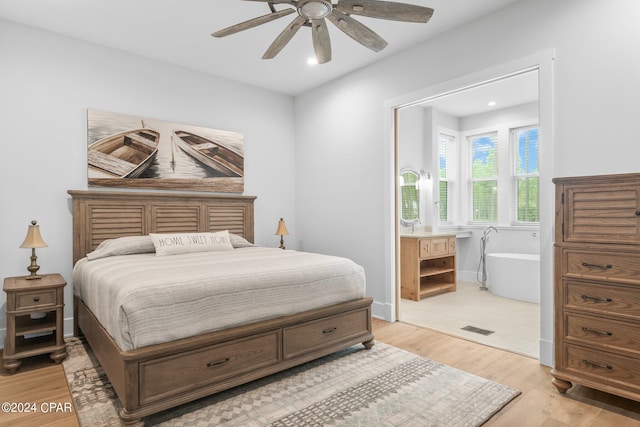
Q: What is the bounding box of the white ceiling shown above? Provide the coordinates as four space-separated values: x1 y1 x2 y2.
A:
0 0 522 95
414 70 539 117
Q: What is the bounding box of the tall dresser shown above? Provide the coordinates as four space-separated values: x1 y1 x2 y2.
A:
551 173 640 402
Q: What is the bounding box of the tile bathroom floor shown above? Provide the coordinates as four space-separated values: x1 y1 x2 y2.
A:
399 280 540 359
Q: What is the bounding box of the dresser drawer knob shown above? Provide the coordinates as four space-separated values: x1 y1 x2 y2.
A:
635 209 640 216
581 294 613 303
322 327 337 335
581 359 612 370
206 357 230 368
33 297 40 302
581 262 612 269
581 326 613 336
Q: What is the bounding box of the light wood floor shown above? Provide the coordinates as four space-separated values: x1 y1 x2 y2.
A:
2 320 640 426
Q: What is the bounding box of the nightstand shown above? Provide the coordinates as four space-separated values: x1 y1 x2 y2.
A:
3 273 67 374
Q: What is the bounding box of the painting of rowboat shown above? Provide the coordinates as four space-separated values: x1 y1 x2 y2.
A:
88 127 159 178
173 130 243 177
87 109 244 193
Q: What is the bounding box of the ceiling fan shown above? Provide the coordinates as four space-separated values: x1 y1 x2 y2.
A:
212 0 434 64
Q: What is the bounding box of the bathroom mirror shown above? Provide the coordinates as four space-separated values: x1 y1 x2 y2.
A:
399 169 420 224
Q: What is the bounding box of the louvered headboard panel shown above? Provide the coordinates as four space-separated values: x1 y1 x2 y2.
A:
68 190 256 264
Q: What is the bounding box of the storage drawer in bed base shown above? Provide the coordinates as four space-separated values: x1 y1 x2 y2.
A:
75 296 374 426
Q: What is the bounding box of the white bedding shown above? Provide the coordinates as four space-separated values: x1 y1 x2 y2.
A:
73 247 366 351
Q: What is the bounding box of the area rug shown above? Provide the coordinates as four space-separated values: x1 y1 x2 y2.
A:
62 337 520 426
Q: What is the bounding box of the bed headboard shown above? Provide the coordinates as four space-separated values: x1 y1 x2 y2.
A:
68 190 256 264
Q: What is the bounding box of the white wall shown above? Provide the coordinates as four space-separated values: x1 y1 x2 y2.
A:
0 20 297 341
294 0 640 366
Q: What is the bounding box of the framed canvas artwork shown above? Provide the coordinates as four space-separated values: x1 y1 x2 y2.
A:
87 109 244 192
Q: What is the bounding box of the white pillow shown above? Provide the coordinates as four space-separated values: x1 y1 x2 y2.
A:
229 233 255 248
87 235 155 260
150 230 234 256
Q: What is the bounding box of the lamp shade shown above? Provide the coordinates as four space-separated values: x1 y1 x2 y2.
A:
275 218 289 236
20 220 48 249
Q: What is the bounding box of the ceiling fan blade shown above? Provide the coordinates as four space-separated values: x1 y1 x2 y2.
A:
336 0 434 23
311 18 331 64
327 10 388 52
262 15 307 59
240 0 293 3
212 8 295 38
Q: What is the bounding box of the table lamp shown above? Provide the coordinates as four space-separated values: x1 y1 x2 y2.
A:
20 220 48 280
275 218 289 250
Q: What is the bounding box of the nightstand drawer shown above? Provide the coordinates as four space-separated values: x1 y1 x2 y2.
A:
16 290 57 310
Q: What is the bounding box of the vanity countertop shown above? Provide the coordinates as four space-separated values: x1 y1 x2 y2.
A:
400 231 472 239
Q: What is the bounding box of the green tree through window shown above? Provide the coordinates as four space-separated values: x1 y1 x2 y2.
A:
470 133 498 222
514 127 539 222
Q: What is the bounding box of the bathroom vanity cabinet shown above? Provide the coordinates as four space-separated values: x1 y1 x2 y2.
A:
400 235 457 301
551 173 640 403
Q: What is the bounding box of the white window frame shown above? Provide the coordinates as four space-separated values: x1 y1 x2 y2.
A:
459 119 538 227
438 132 456 225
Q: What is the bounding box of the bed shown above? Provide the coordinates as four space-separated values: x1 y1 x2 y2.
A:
68 190 374 426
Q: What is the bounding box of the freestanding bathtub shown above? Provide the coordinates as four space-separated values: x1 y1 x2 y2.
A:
486 253 540 303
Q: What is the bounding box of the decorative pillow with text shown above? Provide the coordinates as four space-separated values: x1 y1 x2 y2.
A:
150 230 234 256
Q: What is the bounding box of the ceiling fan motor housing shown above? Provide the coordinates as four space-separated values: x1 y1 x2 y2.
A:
297 0 334 19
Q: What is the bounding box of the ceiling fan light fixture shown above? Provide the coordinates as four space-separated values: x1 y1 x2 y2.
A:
298 0 333 19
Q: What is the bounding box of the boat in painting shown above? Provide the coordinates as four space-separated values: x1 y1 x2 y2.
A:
88 128 160 178
173 130 244 177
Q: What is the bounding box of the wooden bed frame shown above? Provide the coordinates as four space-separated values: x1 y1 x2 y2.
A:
68 190 374 426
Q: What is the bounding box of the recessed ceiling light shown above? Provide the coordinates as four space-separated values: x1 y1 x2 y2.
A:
488 101 497 106
307 57 318 66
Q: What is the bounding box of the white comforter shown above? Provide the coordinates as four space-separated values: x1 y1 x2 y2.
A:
73 247 366 351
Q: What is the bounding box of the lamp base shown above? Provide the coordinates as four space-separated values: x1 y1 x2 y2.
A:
25 249 42 279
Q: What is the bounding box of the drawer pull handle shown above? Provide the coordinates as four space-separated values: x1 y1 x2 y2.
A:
581 262 612 269
322 327 337 335
581 326 613 336
581 359 612 370
33 297 40 302
206 357 230 368
581 294 613 303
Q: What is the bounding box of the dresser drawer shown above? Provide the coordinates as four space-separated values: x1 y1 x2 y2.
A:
565 280 640 321
283 309 369 359
564 250 640 286
566 313 640 355
139 331 280 404
564 344 640 392
16 290 57 310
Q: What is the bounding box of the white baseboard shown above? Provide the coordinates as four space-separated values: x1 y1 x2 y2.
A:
539 338 553 367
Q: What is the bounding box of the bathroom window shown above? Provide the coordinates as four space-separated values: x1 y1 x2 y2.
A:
469 132 498 222
439 133 454 223
512 126 540 223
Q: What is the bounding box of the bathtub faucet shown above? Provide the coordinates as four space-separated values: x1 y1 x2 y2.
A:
478 226 498 290
482 226 499 241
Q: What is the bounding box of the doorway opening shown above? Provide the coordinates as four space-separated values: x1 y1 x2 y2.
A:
393 67 544 359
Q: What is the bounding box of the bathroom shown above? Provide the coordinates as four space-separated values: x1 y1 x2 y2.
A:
396 70 541 358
